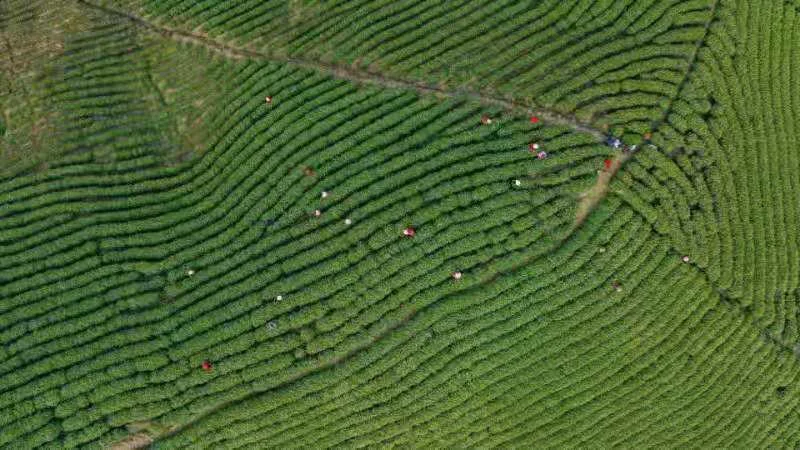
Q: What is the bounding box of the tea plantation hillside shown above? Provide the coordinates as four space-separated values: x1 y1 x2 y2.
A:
1 0 799 448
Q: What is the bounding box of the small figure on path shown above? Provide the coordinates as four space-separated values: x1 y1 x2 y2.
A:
682 255 690 263
530 116 539 124
452 271 463 280
403 227 416 237
202 360 213 372
303 166 316 177
321 191 330 199
313 209 322 217
265 96 272 105
529 143 540 153
345 218 353 225
604 159 613 170
537 151 548 160
514 179 522 187
481 115 493 125
606 136 622 149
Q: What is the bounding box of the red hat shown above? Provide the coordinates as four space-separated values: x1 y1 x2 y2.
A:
201 360 213 372
403 227 416 237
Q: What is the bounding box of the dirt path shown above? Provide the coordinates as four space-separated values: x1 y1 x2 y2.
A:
108 433 153 450
575 150 635 226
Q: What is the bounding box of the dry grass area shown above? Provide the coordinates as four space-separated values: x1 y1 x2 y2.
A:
0 1 91 176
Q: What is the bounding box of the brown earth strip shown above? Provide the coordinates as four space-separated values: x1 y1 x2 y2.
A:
575 151 634 226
